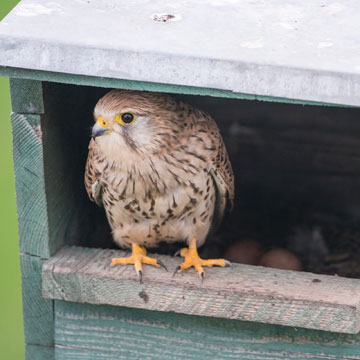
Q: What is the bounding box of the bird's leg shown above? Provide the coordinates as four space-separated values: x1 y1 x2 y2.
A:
111 244 167 283
174 237 231 281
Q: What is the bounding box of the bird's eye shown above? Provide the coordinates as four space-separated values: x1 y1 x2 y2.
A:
115 112 136 125
121 113 135 124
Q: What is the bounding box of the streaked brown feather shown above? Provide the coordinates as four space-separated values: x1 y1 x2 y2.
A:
192 110 235 230
84 138 103 207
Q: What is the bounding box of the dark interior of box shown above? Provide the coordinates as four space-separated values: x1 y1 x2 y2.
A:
41 82 360 278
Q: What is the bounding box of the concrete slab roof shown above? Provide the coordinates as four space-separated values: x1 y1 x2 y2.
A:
1 0 360 105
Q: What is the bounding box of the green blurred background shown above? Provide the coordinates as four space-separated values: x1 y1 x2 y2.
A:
0 1 24 359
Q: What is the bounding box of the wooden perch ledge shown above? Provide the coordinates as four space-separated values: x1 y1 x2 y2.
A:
42 246 360 334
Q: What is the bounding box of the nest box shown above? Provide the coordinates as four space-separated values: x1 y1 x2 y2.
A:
2 0 360 359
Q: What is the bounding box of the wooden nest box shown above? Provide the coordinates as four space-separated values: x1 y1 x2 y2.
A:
2 0 360 359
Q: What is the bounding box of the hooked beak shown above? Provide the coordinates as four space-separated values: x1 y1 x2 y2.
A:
92 118 112 138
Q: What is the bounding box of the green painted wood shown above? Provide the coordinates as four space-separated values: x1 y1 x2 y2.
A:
11 112 50 258
54 300 360 359
10 84 55 359
43 246 360 334
20 254 54 349
0 66 353 107
26 344 54 360
9 78 44 114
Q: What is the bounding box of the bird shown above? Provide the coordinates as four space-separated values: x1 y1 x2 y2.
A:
85 90 235 282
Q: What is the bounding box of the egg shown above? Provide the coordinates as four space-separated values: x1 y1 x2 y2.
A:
259 248 303 271
223 238 262 265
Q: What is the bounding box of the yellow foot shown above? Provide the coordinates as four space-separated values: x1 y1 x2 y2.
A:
111 244 167 283
173 237 231 281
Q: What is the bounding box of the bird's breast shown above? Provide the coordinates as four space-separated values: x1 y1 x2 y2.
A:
95 152 216 248
101 160 209 212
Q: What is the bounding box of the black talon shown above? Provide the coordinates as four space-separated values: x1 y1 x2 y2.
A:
138 270 143 284
157 259 168 272
174 249 181 257
224 260 232 267
200 272 205 283
173 265 181 277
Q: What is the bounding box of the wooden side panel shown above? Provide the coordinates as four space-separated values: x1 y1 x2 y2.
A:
20 254 54 357
10 78 44 114
43 246 360 334
11 112 50 258
10 80 54 359
54 300 360 360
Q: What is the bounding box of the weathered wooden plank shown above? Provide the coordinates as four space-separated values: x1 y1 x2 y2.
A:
43 246 360 334
54 300 360 359
11 113 50 258
10 85 55 359
9 78 44 114
20 254 54 349
26 344 54 360
0 66 348 107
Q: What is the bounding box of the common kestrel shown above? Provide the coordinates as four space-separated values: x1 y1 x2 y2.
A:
85 90 235 282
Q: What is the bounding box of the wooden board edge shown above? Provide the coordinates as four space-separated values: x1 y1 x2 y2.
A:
42 246 360 334
53 300 360 360
0 66 352 107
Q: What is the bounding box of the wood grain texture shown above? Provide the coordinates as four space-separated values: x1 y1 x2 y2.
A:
0 67 347 107
9 78 44 114
20 254 54 349
11 112 50 258
43 246 360 334
54 300 360 360
10 84 55 359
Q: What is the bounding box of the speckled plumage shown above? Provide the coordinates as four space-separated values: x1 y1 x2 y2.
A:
85 90 234 251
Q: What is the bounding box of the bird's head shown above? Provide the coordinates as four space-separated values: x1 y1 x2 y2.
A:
92 90 181 156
